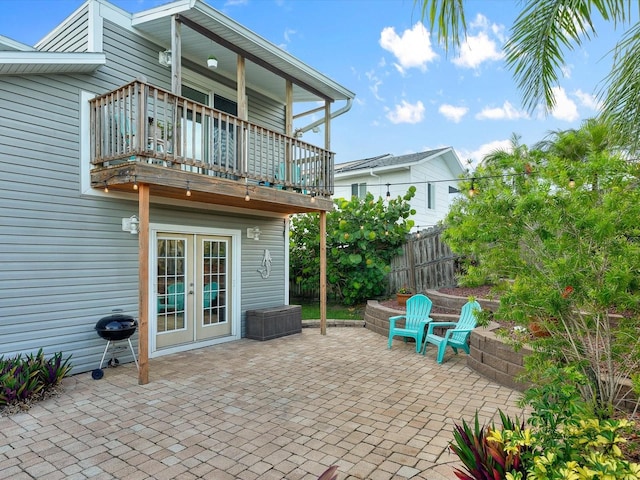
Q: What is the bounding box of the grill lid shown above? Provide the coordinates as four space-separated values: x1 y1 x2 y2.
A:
95 313 137 331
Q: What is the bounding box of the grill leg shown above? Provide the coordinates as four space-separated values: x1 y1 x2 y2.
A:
127 338 139 371
98 340 112 370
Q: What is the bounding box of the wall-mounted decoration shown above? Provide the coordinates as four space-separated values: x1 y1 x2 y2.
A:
258 249 272 279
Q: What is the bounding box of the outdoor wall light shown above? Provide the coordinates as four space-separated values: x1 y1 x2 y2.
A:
247 227 261 241
122 215 140 235
158 50 171 67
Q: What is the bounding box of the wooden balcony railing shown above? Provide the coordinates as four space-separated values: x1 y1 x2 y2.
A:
90 80 334 197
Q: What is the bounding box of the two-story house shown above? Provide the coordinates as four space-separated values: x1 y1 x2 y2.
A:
334 148 466 229
0 0 354 383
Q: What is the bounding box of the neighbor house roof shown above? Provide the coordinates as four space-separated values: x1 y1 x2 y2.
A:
335 148 465 176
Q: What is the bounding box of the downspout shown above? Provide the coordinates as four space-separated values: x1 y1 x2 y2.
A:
294 98 353 136
370 168 381 198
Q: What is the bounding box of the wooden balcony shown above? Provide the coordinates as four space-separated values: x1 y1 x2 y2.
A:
89 81 334 213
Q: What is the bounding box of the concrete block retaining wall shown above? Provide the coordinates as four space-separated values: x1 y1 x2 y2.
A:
365 294 638 409
364 298 528 391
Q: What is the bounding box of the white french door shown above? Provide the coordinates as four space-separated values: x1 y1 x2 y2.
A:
154 231 233 351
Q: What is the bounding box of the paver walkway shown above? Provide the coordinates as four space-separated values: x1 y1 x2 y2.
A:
0 328 525 479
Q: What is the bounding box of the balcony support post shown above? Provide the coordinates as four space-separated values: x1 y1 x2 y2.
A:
320 210 327 335
138 183 150 385
170 15 182 94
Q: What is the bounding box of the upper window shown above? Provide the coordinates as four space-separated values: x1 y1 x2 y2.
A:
351 183 367 199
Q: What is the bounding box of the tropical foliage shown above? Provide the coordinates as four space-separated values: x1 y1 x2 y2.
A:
418 0 640 152
451 367 640 480
444 119 640 415
290 188 415 305
1 349 72 410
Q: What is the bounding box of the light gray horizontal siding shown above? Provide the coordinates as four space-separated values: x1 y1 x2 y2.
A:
0 12 292 376
38 6 89 52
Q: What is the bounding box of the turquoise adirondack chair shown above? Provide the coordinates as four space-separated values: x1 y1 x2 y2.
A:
158 282 185 312
422 300 481 363
387 294 433 352
203 282 218 308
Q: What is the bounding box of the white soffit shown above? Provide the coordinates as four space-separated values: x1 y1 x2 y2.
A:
131 0 354 103
0 51 106 75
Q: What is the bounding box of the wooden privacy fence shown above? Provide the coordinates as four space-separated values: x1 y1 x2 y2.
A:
290 226 458 300
387 226 458 294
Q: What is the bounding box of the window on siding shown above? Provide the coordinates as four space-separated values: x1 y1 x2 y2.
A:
427 182 435 209
351 183 367 199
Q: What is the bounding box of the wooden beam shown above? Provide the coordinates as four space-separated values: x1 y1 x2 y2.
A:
286 80 293 136
320 210 327 335
324 100 331 151
237 56 247 120
138 183 150 385
175 14 333 102
171 16 181 95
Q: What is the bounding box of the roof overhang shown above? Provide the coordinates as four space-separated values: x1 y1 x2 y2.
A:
0 34 35 52
130 0 354 103
0 51 106 75
334 148 467 179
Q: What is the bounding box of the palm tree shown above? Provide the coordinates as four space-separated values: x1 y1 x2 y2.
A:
418 0 640 151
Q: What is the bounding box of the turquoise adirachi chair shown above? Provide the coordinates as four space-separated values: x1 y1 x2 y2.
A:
387 294 433 352
422 300 481 363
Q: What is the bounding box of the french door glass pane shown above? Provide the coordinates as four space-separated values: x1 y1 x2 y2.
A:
203 240 227 326
157 238 186 333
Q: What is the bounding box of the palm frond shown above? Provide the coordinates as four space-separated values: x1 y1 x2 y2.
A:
415 0 467 54
600 20 640 154
505 0 598 113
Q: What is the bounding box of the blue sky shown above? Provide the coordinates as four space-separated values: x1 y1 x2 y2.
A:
0 0 621 168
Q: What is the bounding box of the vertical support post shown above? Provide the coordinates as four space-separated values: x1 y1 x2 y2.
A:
237 56 247 120
171 16 181 95
138 183 150 385
324 100 331 151
236 55 248 175
285 81 293 136
407 234 416 294
320 210 327 335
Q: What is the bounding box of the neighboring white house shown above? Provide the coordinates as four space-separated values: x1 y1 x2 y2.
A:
334 148 466 229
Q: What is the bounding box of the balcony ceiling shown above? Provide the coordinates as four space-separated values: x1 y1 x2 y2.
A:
132 0 354 104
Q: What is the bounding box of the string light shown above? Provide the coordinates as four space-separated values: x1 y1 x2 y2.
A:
132 175 138 191
103 181 109 193
186 180 191 197
245 184 250 201
568 178 575 188
386 183 391 201
310 192 316 203
469 178 476 197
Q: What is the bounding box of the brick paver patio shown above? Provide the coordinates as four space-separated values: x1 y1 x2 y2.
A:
0 328 525 479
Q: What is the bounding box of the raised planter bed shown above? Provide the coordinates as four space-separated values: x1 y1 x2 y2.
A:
365 295 638 410
246 305 302 341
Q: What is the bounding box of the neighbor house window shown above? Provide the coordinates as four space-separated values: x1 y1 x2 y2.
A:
351 183 367 199
427 182 435 209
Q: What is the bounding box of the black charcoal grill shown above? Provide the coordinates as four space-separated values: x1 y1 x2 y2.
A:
92 310 139 380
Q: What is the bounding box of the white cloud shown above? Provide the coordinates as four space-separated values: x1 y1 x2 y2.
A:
573 89 601 111
386 100 425 124
452 14 504 69
456 139 513 170
439 104 468 123
476 101 528 120
379 23 438 73
561 64 573 79
283 28 296 43
365 69 384 101
550 86 579 121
